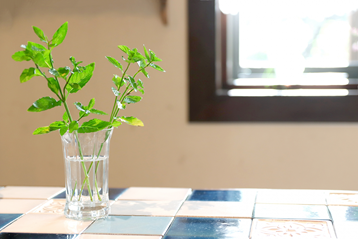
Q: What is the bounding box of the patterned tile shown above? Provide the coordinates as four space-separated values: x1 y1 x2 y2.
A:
333 221 358 239
30 199 65 214
84 216 173 235
0 187 64 200
78 235 161 239
250 219 336 238
327 193 358 206
117 187 191 201
0 214 22 231
1 214 92 234
254 204 331 220
256 189 327 205
0 233 78 239
164 217 251 239
110 201 183 217
0 199 46 214
329 206 358 221
188 189 256 203
176 201 254 218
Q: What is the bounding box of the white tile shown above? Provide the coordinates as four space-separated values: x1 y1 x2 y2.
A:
30 199 66 214
176 201 254 218
117 187 191 201
0 199 46 214
0 186 64 200
79 235 161 239
256 189 327 205
250 219 336 238
1 213 92 234
334 221 358 238
327 193 358 206
110 201 183 217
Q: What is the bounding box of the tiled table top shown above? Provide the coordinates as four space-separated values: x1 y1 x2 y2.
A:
0 187 357 238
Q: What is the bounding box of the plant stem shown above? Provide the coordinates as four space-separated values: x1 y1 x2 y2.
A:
109 63 131 123
71 181 77 201
63 101 93 202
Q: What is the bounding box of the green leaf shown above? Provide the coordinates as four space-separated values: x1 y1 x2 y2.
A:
137 79 144 88
119 116 144 126
138 89 145 94
49 121 66 130
69 56 83 68
112 75 124 89
32 50 51 68
149 63 165 72
66 62 95 93
63 112 69 122
50 22 68 48
112 87 120 96
20 67 42 83
128 76 137 91
47 77 60 95
69 121 79 133
116 101 126 110
106 56 123 71
33 126 50 135
28 96 61 112
57 66 71 79
12 51 31 62
49 68 60 77
27 41 47 52
149 50 162 62
112 121 122 127
77 119 111 133
90 108 108 115
26 42 52 68
143 45 150 61
88 98 95 110
138 59 146 68
60 126 68 136
118 45 130 54
141 68 149 78
127 48 146 63
74 102 90 114
123 95 142 104
33 26 47 43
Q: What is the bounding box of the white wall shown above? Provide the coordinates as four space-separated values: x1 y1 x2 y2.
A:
1 0 358 190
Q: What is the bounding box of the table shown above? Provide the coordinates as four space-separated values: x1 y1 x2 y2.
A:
0 186 357 238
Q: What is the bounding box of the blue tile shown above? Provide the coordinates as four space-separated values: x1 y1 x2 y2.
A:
51 191 66 199
329 206 358 221
188 190 256 202
0 233 78 239
109 188 127 200
164 237 216 239
51 188 127 200
0 214 22 231
254 204 331 220
164 217 252 238
84 215 173 235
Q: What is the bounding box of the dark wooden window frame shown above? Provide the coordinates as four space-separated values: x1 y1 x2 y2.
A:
188 0 358 122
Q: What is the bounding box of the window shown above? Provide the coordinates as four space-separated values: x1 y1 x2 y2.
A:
189 0 358 121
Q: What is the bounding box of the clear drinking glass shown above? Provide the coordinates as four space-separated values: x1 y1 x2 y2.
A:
60 128 113 220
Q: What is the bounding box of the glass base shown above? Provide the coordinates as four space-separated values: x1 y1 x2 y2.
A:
64 202 109 221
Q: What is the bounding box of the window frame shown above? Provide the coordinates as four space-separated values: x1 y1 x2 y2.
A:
188 0 358 122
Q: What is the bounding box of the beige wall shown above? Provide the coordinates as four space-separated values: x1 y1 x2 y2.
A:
1 0 358 190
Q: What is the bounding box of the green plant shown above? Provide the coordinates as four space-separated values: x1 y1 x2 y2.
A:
12 22 164 201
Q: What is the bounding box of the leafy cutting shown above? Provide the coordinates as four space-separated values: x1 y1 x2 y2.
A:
12 22 165 202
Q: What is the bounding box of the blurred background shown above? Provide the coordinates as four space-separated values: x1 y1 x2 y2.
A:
1 0 358 190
